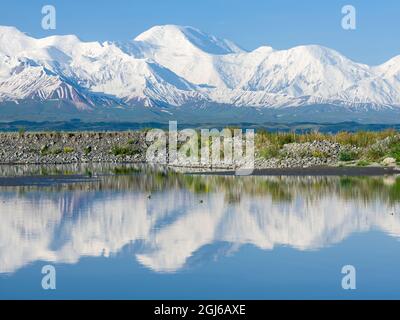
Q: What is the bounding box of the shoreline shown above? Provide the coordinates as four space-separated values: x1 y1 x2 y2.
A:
0 131 399 174
0 165 398 188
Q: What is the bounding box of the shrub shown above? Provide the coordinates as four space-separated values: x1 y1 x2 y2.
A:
387 140 400 163
312 150 328 158
18 127 26 137
357 160 370 167
111 145 140 156
51 148 63 155
259 145 280 159
366 148 385 161
390 147 400 163
127 139 136 145
63 147 74 153
84 146 92 155
40 145 50 155
339 151 358 162
276 133 295 146
335 130 396 147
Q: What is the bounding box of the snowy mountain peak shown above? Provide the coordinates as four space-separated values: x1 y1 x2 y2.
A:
250 46 274 54
0 25 24 35
374 55 400 78
0 26 35 55
39 34 81 47
134 24 244 55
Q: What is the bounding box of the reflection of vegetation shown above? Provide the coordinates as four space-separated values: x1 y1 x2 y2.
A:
389 179 400 202
338 176 400 203
255 180 293 202
1 164 400 206
38 167 76 176
85 168 93 178
112 166 141 175
182 175 211 194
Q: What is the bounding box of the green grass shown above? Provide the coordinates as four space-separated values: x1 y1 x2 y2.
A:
257 129 397 147
258 145 280 159
254 130 400 162
51 148 63 155
40 145 50 155
63 147 74 153
111 145 140 156
18 127 26 137
312 150 328 158
390 148 400 163
339 151 359 162
356 160 370 167
84 146 92 155
127 139 136 145
365 148 385 161
40 146 75 156
388 140 400 163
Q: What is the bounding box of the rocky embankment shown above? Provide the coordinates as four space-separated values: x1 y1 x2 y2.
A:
255 140 357 168
0 132 399 169
0 132 147 165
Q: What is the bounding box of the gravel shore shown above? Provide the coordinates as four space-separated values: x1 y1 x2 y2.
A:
0 132 399 171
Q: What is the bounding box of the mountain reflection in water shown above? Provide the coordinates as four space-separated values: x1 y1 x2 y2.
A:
0 165 400 275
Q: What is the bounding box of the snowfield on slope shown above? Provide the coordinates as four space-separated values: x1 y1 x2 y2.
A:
1 24 400 110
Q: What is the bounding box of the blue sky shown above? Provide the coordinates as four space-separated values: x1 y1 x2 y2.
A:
1 0 399 65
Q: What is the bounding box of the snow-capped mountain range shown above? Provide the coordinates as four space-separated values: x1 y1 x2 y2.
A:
1 24 400 122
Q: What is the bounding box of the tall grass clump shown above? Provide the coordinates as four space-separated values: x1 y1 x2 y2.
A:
255 129 399 161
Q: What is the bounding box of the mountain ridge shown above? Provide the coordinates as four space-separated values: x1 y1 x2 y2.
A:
1 24 400 123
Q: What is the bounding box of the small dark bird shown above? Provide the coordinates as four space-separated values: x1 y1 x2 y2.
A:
200 200 203 204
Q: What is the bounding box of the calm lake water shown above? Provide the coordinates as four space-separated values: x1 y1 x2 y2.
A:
1 164 400 299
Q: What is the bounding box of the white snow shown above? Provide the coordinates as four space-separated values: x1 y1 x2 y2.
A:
1 24 400 109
